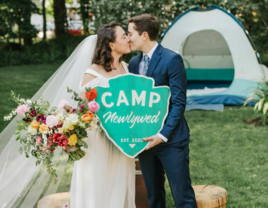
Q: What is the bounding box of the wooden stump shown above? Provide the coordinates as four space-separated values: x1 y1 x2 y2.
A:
193 185 228 208
38 192 70 208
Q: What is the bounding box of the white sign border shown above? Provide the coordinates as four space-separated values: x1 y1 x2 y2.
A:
96 74 171 159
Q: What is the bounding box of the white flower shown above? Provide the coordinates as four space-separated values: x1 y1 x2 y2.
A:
62 121 74 130
81 137 87 142
26 100 32 105
42 133 48 145
68 114 79 125
12 111 16 115
20 98 25 103
78 121 86 128
56 113 64 122
28 125 37 135
58 128 63 133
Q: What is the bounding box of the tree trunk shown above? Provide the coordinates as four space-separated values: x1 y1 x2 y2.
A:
42 0 47 42
53 0 68 37
22 11 33 46
80 0 89 35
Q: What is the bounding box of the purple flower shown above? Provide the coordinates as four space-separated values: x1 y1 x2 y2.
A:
37 114 46 122
23 117 32 123
29 108 37 117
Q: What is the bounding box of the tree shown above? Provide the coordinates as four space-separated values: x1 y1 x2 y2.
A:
53 0 68 37
89 0 268 52
42 0 47 42
0 0 39 47
80 0 89 35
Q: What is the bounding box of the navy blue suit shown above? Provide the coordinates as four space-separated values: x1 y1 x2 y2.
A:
129 43 197 208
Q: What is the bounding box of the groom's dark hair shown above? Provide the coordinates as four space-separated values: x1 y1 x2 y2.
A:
128 14 159 41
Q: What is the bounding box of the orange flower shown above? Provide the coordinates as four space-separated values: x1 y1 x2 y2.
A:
85 88 97 101
31 121 40 129
81 111 94 123
39 124 49 133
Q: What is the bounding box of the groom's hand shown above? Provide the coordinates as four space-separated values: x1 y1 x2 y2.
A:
143 135 163 150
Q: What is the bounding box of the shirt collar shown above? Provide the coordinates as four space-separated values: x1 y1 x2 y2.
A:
143 42 159 60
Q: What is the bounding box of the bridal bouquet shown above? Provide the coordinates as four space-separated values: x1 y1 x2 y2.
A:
4 87 100 183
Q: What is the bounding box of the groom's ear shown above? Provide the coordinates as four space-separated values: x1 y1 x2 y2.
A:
141 32 149 41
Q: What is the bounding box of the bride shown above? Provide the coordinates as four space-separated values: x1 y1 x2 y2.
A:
70 22 136 207
0 21 135 208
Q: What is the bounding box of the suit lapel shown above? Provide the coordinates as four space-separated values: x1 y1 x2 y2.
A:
133 52 143 74
146 44 163 77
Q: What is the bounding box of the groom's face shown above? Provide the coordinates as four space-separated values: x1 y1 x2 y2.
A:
128 23 143 51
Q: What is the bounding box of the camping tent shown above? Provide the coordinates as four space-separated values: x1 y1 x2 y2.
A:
161 5 268 106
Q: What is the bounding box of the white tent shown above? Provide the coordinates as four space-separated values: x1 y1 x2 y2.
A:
161 5 268 105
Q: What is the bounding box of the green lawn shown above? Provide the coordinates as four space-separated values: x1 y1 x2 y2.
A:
1 64 268 207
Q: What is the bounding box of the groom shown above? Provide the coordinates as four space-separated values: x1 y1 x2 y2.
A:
128 14 197 208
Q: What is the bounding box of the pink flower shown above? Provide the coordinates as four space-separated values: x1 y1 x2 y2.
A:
80 105 85 108
58 100 69 109
46 115 59 128
15 104 30 116
36 136 42 145
46 150 50 153
88 101 100 112
71 106 77 110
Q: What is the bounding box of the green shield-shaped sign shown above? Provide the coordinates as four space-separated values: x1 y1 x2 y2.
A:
95 74 170 158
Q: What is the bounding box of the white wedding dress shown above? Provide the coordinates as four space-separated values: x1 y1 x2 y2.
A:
70 61 136 208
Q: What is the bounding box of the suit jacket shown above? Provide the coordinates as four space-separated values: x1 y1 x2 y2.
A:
129 43 190 146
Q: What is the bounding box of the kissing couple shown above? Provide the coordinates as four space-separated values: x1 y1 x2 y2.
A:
69 14 197 208
0 14 197 208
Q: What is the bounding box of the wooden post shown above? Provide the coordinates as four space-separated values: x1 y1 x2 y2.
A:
135 158 149 208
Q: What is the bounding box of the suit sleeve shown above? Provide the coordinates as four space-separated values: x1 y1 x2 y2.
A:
159 54 187 140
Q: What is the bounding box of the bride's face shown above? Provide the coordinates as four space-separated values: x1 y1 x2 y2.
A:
111 26 131 55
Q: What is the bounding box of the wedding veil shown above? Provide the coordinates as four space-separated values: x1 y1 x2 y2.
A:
0 35 98 207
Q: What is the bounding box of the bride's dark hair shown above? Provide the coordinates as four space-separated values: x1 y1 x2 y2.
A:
92 21 124 72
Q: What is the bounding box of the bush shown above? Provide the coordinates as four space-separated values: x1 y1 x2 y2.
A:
0 35 91 67
244 79 268 125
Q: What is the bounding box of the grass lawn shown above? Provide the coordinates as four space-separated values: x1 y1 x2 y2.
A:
1 63 268 208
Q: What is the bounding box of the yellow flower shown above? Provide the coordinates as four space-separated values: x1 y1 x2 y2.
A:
68 134 78 146
39 124 49 133
31 121 40 129
62 121 74 132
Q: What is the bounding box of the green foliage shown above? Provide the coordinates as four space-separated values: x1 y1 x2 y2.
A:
89 0 268 52
244 78 268 125
0 0 39 44
0 35 89 67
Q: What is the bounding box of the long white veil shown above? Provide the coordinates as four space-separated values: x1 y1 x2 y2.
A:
0 35 98 208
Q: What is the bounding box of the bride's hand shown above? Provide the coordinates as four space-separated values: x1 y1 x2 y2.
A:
63 146 70 155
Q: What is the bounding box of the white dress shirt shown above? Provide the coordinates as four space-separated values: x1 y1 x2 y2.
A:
138 42 168 143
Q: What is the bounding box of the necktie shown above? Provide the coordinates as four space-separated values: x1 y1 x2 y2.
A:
142 55 150 75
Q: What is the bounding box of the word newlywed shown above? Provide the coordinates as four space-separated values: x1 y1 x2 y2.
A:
101 90 161 108
103 111 160 128
101 90 161 128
